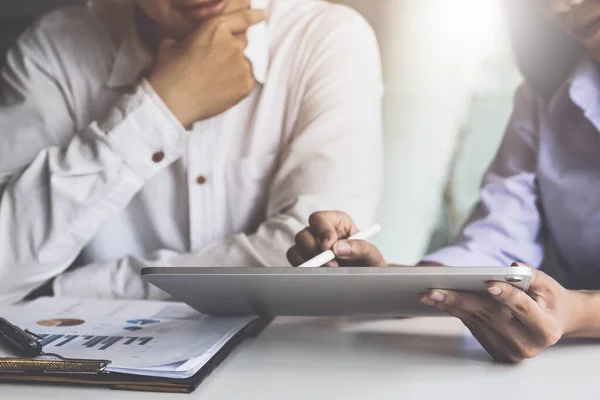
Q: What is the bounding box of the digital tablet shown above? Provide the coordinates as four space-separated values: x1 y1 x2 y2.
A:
141 267 533 317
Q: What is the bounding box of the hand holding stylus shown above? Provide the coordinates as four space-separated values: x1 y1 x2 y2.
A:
287 211 387 268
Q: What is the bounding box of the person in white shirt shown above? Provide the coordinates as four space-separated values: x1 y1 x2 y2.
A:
0 0 383 304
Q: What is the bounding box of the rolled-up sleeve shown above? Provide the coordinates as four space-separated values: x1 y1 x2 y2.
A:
423 85 546 268
0 33 187 305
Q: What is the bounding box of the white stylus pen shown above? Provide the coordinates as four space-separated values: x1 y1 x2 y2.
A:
297 224 382 268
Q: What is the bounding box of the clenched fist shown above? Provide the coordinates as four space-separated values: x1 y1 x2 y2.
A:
148 9 267 127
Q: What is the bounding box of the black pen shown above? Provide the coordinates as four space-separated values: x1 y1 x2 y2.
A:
0 318 43 357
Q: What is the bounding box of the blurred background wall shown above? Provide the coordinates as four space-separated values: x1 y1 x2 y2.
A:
0 0 81 61
0 0 524 266
333 0 522 263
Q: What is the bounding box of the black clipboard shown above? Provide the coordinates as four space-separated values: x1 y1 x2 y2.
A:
0 318 272 393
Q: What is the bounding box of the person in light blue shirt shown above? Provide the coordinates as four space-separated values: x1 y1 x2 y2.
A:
287 0 600 363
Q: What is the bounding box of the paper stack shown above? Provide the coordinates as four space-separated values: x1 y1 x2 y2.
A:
0 297 257 379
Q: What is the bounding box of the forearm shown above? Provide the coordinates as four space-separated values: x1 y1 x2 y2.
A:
0 134 144 303
55 200 378 301
54 250 177 300
0 81 187 304
53 215 305 300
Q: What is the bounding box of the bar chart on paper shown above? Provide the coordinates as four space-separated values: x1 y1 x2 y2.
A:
30 325 169 367
37 334 154 350
0 297 257 378
36 317 161 350
29 312 166 362
0 299 201 368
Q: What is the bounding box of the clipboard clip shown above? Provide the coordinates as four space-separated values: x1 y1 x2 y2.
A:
0 318 111 375
0 354 111 375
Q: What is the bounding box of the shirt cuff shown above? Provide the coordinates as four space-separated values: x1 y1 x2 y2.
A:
53 259 170 300
421 246 507 267
98 79 188 180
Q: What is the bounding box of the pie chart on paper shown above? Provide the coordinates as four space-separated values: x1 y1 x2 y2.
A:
36 318 85 327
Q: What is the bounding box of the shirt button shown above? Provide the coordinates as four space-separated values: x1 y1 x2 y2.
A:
196 175 208 185
152 151 165 163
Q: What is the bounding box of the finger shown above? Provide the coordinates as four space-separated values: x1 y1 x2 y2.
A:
243 56 255 79
424 289 532 343
465 318 521 363
420 293 473 320
332 240 386 267
234 33 249 49
222 0 252 14
286 246 305 267
214 9 267 35
421 297 521 363
294 228 321 261
487 281 558 343
308 211 359 250
417 261 445 267
186 9 265 45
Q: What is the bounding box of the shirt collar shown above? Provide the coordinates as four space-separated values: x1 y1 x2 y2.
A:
569 58 600 114
550 56 600 118
105 0 269 90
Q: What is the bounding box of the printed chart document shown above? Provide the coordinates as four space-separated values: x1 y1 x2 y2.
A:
0 297 258 379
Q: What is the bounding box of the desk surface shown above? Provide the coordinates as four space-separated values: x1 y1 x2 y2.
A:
2 316 597 400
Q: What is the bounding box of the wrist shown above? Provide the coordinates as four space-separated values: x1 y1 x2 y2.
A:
564 290 600 338
146 77 194 128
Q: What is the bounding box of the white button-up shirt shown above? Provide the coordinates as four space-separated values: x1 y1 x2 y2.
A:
0 0 383 304
425 59 600 277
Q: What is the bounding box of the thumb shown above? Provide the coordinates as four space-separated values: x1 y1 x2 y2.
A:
333 240 386 267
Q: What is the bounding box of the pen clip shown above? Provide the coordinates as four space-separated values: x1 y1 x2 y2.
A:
24 329 44 343
0 318 44 357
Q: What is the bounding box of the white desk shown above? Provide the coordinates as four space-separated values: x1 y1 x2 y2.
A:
3 316 599 400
